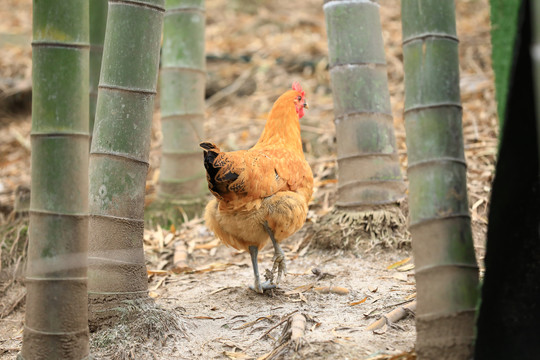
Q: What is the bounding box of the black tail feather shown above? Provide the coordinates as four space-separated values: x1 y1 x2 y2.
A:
200 142 217 151
200 142 221 190
200 142 239 198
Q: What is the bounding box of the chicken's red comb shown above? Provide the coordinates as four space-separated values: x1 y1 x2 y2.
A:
292 82 305 96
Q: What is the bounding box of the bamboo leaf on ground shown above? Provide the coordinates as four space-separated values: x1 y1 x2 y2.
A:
396 264 415 272
387 257 411 270
224 351 251 359
349 297 368 306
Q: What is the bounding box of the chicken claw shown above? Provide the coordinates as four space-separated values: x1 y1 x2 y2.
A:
265 223 287 285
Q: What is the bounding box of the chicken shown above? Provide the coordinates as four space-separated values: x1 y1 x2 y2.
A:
200 82 313 293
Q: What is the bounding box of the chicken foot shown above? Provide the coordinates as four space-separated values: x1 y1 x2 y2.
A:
249 245 276 293
264 223 287 285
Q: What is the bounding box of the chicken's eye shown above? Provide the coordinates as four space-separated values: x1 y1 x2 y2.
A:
297 96 302 101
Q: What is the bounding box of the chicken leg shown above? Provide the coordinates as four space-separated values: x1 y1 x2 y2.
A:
249 245 276 293
264 223 287 285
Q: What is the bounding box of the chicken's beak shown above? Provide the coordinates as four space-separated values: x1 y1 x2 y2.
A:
303 102 309 109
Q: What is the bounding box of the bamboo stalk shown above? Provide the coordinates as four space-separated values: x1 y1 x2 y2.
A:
402 1 479 358
323 0 405 207
89 0 108 138
22 0 90 358
490 0 521 129
156 0 207 220
532 0 540 161
87 0 165 328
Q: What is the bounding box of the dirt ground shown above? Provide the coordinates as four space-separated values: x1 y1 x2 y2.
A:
0 0 496 359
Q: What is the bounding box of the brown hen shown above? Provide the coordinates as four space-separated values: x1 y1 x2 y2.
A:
200 82 313 293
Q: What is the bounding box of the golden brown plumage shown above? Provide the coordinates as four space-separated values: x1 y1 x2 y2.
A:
200 82 313 293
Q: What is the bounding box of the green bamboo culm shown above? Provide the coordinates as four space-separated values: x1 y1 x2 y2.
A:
532 0 540 161
21 0 90 358
89 0 108 139
154 0 207 224
401 1 479 358
490 0 521 129
323 0 406 208
87 0 164 328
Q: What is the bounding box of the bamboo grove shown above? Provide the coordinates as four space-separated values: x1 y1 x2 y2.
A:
20 0 502 357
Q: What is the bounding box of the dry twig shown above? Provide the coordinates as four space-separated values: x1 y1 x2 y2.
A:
0 288 25 319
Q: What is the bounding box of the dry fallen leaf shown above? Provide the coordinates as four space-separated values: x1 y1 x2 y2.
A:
257 353 271 360
193 262 242 273
150 276 168 292
397 263 415 272
209 287 234 295
393 273 409 282
193 315 224 320
373 323 388 335
331 326 352 341
171 265 193 274
224 351 250 359
349 297 367 306
315 178 338 187
405 292 417 300
314 286 349 295
156 224 164 250
163 232 175 246
233 315 274 330
195 238 221 250
284 284 314 295
387 257 411 270
147 269 169 276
